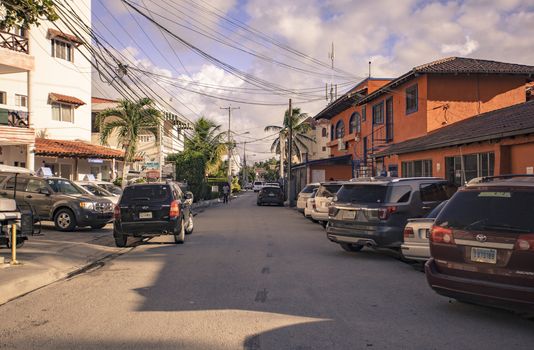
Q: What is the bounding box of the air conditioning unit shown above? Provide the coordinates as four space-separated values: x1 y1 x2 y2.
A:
338 138 346 151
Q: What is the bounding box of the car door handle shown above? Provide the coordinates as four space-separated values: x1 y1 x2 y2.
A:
26 195 33 199
422 206 431 210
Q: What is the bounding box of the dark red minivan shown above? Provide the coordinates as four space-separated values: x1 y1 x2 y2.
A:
425 175 534 314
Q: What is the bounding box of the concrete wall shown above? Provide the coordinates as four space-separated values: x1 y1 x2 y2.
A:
427 75 527 132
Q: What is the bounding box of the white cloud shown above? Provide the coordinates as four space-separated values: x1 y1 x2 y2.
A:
441 36 480 56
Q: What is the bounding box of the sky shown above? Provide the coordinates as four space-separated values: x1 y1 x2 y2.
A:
89 0 534 162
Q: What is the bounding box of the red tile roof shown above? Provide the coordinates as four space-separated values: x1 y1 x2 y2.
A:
49 93 85 106
35 138 126 160
91 97 118 104
47 28 84 45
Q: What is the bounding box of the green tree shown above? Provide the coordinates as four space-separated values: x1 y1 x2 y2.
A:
185 117 227 176
97 98 161 187
0 0 58 29
264 108 313 164
173 151 207 201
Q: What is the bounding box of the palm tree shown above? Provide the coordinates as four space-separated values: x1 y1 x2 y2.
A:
185 117 227 175
97 98 161 187
264 107 314 165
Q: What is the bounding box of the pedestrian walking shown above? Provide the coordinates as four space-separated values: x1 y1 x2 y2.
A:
222 183 230 204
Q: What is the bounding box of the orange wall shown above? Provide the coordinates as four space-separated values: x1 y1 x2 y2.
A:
427 75 526 132
310 164 353 181
509 142 534 174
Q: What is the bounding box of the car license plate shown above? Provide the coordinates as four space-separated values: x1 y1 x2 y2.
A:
268 193 275 197
425 229 430 239
342 210 356 220
139 212 152 219
471 247 497 264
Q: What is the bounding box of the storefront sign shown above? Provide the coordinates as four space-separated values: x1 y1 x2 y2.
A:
144 161 160 169
146 170 160 179
88 158 104 164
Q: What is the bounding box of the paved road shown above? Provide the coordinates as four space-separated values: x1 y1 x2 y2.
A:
1 192 532 349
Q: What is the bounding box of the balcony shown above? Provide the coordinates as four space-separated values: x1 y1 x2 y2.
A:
0 31 34 73
0 31 29 54
0 108 29 128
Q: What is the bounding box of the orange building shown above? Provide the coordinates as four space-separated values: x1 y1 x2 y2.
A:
311 57 534 183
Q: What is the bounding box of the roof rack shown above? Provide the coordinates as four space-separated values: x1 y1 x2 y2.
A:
467 174 534 185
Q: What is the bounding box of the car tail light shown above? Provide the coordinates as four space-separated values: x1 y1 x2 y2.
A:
113 205 120 219
328 205 339 217
515 234 534 251
378 206 397 220
403 227 414 239
430 226 455 244
169 200 180 218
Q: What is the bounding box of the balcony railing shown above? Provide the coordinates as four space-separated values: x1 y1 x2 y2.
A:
0 31 29 54
0 108 29 128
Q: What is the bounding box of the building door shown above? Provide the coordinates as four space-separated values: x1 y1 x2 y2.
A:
60 164 72 180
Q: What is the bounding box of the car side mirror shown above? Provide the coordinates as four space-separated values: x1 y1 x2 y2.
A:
39 188 50 195
185 191 193 200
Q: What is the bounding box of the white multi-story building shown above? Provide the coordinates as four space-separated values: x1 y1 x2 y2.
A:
91 98 188 179
0 1 127 180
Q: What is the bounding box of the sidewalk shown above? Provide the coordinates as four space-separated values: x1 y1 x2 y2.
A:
0 223 123 305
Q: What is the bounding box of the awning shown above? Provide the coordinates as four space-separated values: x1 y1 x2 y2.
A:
49 93 85 107
47 28 84 46
35 138 126 160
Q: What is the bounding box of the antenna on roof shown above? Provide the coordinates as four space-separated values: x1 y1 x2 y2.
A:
368 61 371 79
327 42 337 103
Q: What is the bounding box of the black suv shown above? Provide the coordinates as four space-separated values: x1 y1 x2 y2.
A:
327 177 456 252
113 182 194 247
0 173 113 231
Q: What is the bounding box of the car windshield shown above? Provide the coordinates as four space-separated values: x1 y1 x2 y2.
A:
81 184 113 197
262 187 281 194
46 179 84 195
336 184 388 203
254 182 263 186
317 184 342 197
435 190 534 233
100 184 122 195
300 184 318 194
121 185 171 202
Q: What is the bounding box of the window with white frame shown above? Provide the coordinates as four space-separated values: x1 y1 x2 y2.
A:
139 135 154 143
15 94 27 107
52 102 74 122
0 91 6 104
51 39 73 61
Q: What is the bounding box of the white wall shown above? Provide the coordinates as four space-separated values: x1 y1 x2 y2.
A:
1 0 92 141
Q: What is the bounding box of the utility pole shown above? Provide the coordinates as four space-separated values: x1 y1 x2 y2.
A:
221 106 240 182
242 141 247 187
287 98 293 206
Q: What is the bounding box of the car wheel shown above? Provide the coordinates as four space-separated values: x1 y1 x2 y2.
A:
114 232 128 247
54 208 77 231
185 212 194 235
340 243 363 252
257 202 262 206
91 223 107 230
174 217 185 244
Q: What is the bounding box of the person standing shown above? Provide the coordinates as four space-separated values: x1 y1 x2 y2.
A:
222 183 230 204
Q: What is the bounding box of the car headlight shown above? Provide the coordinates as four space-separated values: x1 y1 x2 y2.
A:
80 202 95 210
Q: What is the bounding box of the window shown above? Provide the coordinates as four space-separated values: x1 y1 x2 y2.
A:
139 135 153 143
445 152 495 186
330 125 334 141
51 39 73 61
335 120 345 139
406 84 418 114
420 183 451 202
322 146 326 152
362 105 366 122
401 160 432 177
26 179 47 193
387 185 411 203
0 91 6 104
52 102 74 122
91 112 100 132
385 97 393 142
322 128 327 137
349 112 361 134
372 101 384 125
15 94 27 107
5 177 28 191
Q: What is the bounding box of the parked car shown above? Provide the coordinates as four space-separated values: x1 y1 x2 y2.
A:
253 181 264 192
401 200 449 262
425 175 534 314
326 177 456 252
265 182 280 188
257 186 284 206
304 188 318 218
311 181 346 225
75 181 119 204
0 174 113 231
113 182 194 247
296 183 320 213
93 181 122 196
